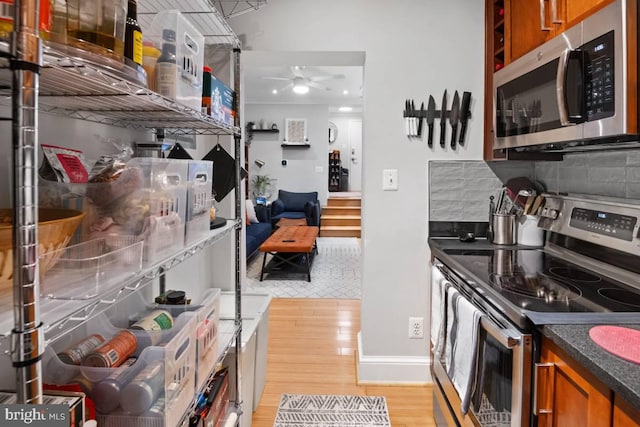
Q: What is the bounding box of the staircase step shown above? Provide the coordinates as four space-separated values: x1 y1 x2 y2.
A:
322 206 361 216
320 225 361 238
327 197 361 207
321 215 361 227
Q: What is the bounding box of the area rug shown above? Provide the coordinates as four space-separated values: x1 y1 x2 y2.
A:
245 237 361 298
273 394 390 427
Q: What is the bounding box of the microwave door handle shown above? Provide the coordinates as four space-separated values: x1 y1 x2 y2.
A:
480 316 521 349
557 49 586 125
557 48 572 126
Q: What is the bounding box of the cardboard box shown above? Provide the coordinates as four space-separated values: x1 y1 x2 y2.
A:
210 76 235 127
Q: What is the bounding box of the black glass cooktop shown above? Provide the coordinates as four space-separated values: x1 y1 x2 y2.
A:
444 249 640 313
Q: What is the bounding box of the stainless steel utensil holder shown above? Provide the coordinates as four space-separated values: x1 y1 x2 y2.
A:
492 213 517 245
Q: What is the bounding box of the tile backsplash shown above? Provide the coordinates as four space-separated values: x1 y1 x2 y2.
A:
429 149 640 223
429 161 502 221
533 149 640 199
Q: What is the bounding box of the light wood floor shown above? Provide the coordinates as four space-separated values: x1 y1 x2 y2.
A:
251 298 435 427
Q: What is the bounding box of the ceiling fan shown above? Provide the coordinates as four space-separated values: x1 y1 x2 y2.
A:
263 66 345 94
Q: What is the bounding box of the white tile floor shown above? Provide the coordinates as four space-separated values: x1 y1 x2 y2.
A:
244 237 361 298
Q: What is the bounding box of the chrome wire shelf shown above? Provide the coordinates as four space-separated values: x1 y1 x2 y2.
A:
211 0 268 19
0 220 240 349
177 319 241 427
0 44 241 136
138 0 242 47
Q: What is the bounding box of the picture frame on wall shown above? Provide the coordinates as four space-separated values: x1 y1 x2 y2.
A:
284 118 308 144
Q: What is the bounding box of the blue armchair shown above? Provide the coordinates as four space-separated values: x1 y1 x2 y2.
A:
270 190 321 227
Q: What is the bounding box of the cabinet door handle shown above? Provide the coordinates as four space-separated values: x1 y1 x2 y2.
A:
540 0 552 31
551 0 563 24
533 362 555 416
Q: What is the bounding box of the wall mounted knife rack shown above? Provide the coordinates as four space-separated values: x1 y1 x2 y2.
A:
403 90 473 150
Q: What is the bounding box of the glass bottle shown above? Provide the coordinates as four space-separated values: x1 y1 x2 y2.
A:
156 29 177 99
124 0 143 66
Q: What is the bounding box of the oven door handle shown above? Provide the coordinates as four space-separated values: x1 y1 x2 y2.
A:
481 316 520 349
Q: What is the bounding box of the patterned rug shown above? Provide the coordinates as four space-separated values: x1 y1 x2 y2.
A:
274 394 390 427
245 237 361 298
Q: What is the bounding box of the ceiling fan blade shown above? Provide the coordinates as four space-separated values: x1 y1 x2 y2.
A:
291 66 304 78
307 81 330 91
262 76 292 81
309 74 346 82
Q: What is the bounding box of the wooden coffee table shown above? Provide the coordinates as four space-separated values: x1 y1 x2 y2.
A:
259 226 319 282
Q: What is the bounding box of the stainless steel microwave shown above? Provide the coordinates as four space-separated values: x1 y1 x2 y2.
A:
493 0 638 153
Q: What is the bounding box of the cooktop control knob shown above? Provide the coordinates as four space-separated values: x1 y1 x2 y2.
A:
549 209 559 219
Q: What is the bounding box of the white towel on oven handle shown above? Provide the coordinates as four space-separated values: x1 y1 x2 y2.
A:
445 286 484 415
430 266 449 358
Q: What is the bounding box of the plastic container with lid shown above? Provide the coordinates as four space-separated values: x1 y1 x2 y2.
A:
142 10 204 111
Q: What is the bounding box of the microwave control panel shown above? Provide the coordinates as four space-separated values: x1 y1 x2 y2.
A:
570 207 636 241
583 31 615 121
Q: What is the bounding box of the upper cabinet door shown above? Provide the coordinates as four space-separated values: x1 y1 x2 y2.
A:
509 0 614 62
565 0 615 27
509 0 557 61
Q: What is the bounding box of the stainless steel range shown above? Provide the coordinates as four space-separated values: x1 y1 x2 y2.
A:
430 193 640 427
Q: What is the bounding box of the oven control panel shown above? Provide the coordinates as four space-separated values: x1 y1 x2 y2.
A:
569 207 637 241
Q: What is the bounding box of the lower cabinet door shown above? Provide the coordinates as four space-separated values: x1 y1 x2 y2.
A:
537 337 612 427
613 396 640 427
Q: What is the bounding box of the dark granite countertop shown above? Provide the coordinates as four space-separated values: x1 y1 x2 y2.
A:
542 324 640 409
427 237 640 410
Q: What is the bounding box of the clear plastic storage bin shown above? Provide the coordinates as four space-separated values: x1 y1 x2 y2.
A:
40 237 144 300
44 311 197 427
143 10 204 111
186 160 213 244
123 158 189 263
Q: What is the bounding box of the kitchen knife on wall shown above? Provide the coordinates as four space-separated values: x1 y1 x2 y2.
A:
450 91 460 150
426 95 436 148
411 99 417 136
404 100 410 136
439 90 447 148
458 91 471 145
417 101 424 137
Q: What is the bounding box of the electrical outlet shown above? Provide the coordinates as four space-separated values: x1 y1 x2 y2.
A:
408 317 424 339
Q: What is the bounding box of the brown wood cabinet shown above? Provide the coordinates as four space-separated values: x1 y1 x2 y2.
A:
613 396 640 427
536 336 640 427
484 0 508 161
509 0 614 62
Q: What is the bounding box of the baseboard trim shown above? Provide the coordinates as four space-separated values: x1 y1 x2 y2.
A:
356 332 433 385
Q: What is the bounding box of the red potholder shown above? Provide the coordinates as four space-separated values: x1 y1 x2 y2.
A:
589 325 640 364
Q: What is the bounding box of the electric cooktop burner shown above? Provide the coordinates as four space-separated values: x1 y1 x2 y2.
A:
598 288 640 308
443 248 640 313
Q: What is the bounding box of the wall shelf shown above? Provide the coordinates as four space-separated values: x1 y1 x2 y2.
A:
253 129 279 133
281 142 310 147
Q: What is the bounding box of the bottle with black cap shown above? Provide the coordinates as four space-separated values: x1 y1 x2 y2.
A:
124 0 143 68
156 29 177 99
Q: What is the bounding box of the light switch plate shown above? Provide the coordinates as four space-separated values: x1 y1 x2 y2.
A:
383 169 398 191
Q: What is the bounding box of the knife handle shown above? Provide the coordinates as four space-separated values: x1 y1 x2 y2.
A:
428 125 434 148
439 124 446 147
451 125 457 149
459 121 468 145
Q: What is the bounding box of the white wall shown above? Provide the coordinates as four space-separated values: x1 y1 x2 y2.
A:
246 104 330 203
230 0 485 382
